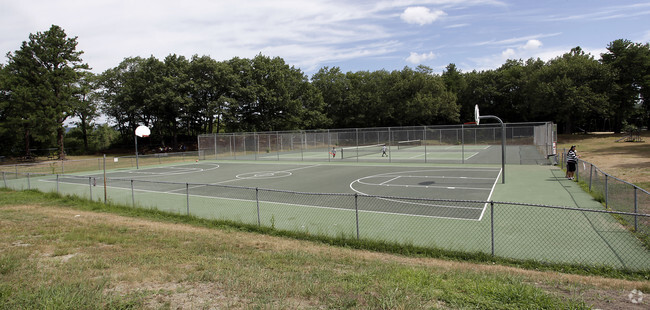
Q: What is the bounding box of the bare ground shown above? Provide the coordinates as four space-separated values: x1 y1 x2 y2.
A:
558 131 650 187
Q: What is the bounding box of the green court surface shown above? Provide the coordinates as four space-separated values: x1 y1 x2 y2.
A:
5 160 649 271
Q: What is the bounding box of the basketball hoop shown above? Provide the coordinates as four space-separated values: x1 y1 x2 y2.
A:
473 105 506 184
134 125 150 170
135 125 150 138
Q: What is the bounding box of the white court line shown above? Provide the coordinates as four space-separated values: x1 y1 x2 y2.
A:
406 152 479 159
168 164 323 193
477 168 501 221
380 176 401 185
110 185 483 221
350 168 501 220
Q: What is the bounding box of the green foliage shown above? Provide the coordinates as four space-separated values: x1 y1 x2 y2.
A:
64 124 119 154
602 39 650 132
4 25 650 152
2 25 89 158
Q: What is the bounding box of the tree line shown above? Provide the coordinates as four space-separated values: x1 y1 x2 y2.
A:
1 25 649 157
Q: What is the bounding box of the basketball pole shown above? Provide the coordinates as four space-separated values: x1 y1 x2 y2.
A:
477 114 506 184
134 125 150 170
475 104 505 184
135 134 139 169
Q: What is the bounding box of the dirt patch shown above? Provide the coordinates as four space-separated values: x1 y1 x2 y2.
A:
558 131 650 186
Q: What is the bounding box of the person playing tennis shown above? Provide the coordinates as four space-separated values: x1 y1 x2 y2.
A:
330 147 336 158
381 144 387 157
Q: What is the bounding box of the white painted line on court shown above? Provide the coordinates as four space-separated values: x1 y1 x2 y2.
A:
477 168 501 221
380 176 401 185
128 186 484 221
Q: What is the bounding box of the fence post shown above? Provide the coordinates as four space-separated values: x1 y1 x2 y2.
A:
186 183 190 215
355 193 360 240
423 126 427 163
634 187 638 232
589 163 593 192
131 180 135 207
256 188 261 227
103 154 107 204
605 174 609 209
56 174 59 194
490 201 495 256
2 171 6 188
89 177 93 201
27 173 30 190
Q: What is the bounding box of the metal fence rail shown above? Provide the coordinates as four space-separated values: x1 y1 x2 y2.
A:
560 151 650 247
198 123 557 165
0 152 200 175
3 170 648 272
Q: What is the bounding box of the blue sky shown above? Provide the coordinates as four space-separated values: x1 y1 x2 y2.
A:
1 0 649 76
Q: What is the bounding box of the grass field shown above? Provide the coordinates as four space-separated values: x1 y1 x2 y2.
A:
2 190 649 309
1 132 649 309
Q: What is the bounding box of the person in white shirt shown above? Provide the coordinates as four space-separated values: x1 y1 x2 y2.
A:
566 145 579 180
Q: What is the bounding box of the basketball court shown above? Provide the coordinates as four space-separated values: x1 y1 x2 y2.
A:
49 161 500 220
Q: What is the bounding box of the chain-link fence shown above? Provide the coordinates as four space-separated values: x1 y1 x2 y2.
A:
0 152 200 175
560 151 650 248
3 170 648 272
198 123 557 165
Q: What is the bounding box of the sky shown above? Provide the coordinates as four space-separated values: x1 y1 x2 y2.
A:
1 0 649 77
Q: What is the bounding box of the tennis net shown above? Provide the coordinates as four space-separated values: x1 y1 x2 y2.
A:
340 144 383 159
397 139 421 150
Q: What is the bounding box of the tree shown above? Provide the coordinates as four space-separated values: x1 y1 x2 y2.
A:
442 64 468 120
311 66 350 128
601 39 650 132
0 64 20 156
187 55 235 134
3 25 89 159
386 66 458 126
73 72 100 153
457 70 499 123
151 54 191 147
226 54 328 132
535 47 610 133
99 57 151 140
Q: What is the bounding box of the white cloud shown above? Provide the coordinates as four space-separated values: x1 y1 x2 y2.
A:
406 51 436 64
501 48 516 58
470 39 547 69
522 39 543 50
445 23 470 29
0 0 639 76
472 34 560 47
400 7 447 25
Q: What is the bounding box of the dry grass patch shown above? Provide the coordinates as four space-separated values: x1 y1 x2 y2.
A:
2 203 647 309
558 131 650 187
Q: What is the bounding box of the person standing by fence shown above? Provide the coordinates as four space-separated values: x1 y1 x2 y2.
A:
566 145 579 180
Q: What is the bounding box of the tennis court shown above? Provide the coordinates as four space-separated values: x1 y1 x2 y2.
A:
50 161 500 220
4 157 648 271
